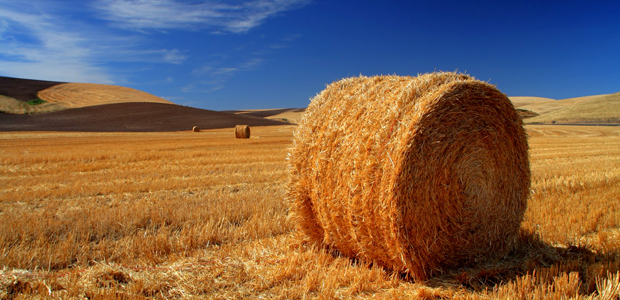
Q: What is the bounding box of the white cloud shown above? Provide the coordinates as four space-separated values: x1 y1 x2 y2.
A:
0 19 9 39
187 57 264 92
0 2 189 83
238 58 264 69
93 0 310 33
0 60 113 84
192 65 213 76
151 49 187 64
163 49 186 64
211 67 238 76
0 4 115 83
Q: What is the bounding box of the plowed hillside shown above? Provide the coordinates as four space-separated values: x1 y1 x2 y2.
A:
38 83 173 108
0 102 288 132
0 76 174 115
0 76 64 101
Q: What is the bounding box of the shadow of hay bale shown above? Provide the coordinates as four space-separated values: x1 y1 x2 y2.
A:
424 230 619 294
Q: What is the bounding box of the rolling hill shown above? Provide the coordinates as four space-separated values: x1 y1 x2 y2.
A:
230 92 620 125
509 97 558 115
37 82 174 108
2 75 619 131
0 76 64 102
510 93 620 124
226 108 306 124
0 102 287 132
0 76 287 131
0 76 174 114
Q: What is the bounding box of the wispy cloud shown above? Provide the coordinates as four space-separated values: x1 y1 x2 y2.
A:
239 58 264 69
188 57 265 93
0 0 307 96
161 49 186 64
0 1 188 83
185 32 301 93
92 0 310 33
0 3 114 83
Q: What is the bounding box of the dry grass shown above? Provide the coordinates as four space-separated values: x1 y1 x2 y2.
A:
526 93 620 124
1 125 619 299
510 97 560 115
0 95 67 114
37 83 174 108
511 93 620 124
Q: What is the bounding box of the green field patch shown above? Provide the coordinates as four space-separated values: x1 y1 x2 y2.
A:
27 98 47 105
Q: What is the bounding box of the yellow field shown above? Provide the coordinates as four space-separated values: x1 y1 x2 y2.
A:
510 93 620 124
1 125 619 299
37 83 174 108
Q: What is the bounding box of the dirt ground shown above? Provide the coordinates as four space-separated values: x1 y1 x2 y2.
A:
0 102 288 132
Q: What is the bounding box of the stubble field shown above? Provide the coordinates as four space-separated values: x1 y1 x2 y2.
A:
1 125 619 299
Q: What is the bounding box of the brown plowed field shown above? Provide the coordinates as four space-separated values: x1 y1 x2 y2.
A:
0 102 288 132
0 76 65 101
38 83 174 108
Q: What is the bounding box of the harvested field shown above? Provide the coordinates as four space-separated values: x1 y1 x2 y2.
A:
0 94 67 115
227 108 306 124
510 93 620 124
510 96 559 114
0 76 179 116
526 92 620 124
0 102 287 132
0 125 619 299
37 83 173 108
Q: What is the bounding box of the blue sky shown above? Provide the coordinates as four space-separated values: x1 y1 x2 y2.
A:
0 0 619 110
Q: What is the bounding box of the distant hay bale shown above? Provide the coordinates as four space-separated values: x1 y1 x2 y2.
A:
235 125 250 138
192 126 200 132
288 72 530 281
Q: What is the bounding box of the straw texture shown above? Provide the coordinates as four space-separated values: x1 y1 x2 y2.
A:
288 72 530 281
235 125 251 138
192 126 200 132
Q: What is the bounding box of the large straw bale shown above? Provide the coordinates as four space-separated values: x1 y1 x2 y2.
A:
235 125 251 138
192 126 200 132
288 72 530 281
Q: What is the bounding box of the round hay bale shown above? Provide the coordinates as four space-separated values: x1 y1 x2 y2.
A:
192 126 200 132
235 125 250 138
288 72 530 280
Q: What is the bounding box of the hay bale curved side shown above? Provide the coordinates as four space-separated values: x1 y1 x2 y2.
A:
288 72 530 281
235 125 250 138
192 126 200 132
